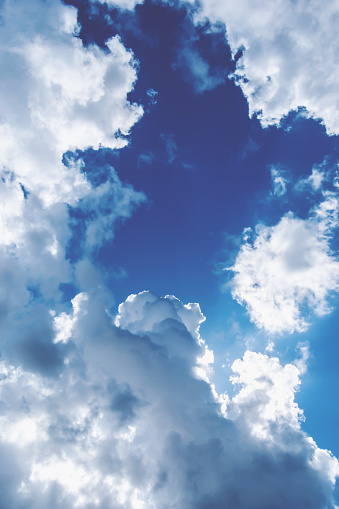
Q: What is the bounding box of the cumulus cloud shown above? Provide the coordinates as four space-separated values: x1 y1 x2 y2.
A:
182 0 339 134
228 193 339 334
229 350 304 437
0 1 142 200
0 0 144 253
0 0 144 272
0 290 337 508
0 0 145 367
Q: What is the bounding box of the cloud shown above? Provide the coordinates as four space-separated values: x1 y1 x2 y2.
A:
0 290 337 507
270 167 290 197
171 18 229 95
102 0 339 133
227 194 339 333
0 0 142 202
0 0 144 255
0 1 338 507
138 151 155 168
0 0 145 270
0 0 146 371
161 133 179 164
174 43 227 94
69 165 146 255
94 0 144 10
183 0 339 134
229 350 304 437
296 165 328 193
146 88 158 105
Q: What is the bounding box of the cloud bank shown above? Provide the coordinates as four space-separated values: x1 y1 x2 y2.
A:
0 290 337 508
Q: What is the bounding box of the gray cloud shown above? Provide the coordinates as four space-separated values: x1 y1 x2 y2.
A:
0 290 337 508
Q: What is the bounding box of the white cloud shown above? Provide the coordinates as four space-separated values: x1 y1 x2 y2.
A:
184 0 339 134
229 350 304 437
0 0 142 212
0 0 145 274
0 291 337 508
0 0 146 370
270 166 290 197
0 1 338 506
228 194 339 334
307 168 326 191
296 165 330 193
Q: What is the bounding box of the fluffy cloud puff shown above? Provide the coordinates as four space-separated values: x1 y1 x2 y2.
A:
180 0 339 134
228 194 339 334
0 290 337 508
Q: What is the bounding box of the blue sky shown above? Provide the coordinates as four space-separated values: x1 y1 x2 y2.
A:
0 0 339 506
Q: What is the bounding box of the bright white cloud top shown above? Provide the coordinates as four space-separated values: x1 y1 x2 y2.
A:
0 0 338 507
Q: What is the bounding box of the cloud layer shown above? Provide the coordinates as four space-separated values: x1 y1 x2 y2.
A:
0 290 337 508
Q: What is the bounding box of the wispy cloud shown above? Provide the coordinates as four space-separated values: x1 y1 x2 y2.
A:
270 166 290 197
0 0 338 507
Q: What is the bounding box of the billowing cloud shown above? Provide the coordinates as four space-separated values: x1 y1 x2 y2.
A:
0 290 337 508
94 0 144 9
0 0 142 202
228 193 339 334
0 0 145 366
178 0 339 134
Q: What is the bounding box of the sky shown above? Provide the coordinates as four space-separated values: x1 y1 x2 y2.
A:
0 0 339 507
